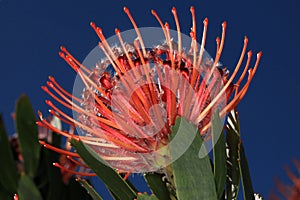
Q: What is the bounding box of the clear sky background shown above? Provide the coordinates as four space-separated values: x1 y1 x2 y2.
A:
1 0 299 198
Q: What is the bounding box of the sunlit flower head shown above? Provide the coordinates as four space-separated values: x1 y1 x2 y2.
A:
38 6 261 173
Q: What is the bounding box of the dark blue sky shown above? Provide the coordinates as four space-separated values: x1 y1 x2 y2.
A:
1 0 300 198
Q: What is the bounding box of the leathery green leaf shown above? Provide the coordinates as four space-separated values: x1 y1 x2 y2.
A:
0 187 12 199
70 139 136 200
66 178 93 199
41 147 65 200
240 143 255 199
144 173 171 200
18 174 42 200
225 110 241 200
16 95 40 178
169 117 217 200
0 115 19 194
137 193 159 200
77 178 103 200
212 111 227 199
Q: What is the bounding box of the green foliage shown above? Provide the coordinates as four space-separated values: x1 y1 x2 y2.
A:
137 193 159 200
0 187 12 199
65 178 94 200
0 115 19 195
226 111 242 200
18 174 43 200
226 110 255 200
240 144 255 199
77 178 104 200
39 147 65 200
169 117 217 200
212 111 227 199
0 95 93 199
144 173 171 200
70 139 137 200
16 95 40 178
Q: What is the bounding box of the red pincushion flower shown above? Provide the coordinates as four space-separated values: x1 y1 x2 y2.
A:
38 6 261 173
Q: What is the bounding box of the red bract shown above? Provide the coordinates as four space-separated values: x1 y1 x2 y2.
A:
39 6 261 173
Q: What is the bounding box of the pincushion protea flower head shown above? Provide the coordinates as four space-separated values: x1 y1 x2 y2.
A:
38 6 261 173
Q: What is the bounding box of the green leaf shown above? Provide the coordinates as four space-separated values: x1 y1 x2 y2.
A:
16 95 40 178
37 129 63 199
144 173 171 200
65 178 93 200
212 111 227 199
226 110 255 199
0 187 13 199
50 130 62 159
37 131 63 199
70 139 137 200
169 117 217 200
0 115 19 194
106 188 120 200
40 147 65 200
225 110 241 200
18 174 43 200
123 175 138 193
137 193 159 200
240 144 254 200
77 178 103 200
